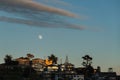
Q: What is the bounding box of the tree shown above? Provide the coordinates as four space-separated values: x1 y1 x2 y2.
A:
82 55 94 79
4 54 12 65
82 55 92 67
48 54 58 64
27 53 34 59
27 53 34 66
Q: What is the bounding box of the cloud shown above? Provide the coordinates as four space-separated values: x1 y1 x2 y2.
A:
0 0 86 30
0 16 85 30
43 0 87 10
0 0 78 17
43 0 72 6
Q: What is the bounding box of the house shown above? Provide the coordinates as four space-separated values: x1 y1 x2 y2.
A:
16 57 30 65
32 58 46 71
98 72 117 80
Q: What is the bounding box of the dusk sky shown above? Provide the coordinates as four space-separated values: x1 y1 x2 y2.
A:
0 0 120 74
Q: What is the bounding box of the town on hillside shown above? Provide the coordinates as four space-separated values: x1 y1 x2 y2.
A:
0 54 120 80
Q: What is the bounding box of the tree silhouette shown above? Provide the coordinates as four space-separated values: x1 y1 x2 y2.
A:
27 53 34 59
82 55 92 67
4 54 12 65
82 55 94 79
27 53 34 65
48 54 58 64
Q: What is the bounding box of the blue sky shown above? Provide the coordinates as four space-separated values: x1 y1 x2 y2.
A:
0 0 120 74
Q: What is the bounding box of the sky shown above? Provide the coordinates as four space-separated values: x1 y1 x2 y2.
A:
0 0 120 74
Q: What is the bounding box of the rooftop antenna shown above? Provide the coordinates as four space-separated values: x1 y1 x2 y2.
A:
65 55 69 63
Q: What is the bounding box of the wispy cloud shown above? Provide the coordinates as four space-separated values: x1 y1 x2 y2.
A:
0 16 85 30
43 0 72 6
0 0 78 17
0 0 86 30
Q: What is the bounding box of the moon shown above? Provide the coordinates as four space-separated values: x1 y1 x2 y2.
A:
38 35 43 40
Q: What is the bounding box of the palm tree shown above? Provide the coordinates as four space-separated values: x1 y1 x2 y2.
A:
48 54 58 64
4 54 12 65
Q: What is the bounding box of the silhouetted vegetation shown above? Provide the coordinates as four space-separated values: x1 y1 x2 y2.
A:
82 55 94 80
0 54 118 80
4 54 12 65
48 54 58 64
